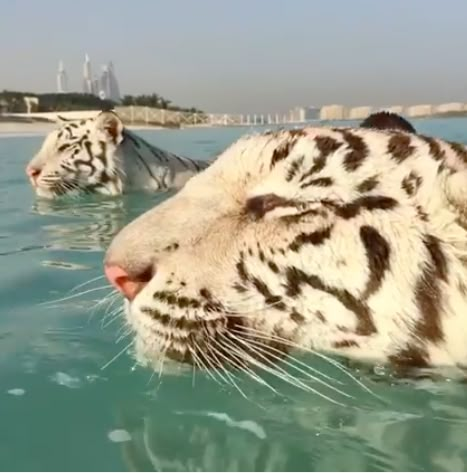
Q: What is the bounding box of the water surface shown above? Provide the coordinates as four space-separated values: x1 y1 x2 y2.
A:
2 120 467 471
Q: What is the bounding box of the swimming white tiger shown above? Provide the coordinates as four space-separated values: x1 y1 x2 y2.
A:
25 111 210 199
103 124 467 376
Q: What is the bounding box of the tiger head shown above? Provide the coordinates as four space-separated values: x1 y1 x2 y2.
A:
103 126 467 374
26 111 125 198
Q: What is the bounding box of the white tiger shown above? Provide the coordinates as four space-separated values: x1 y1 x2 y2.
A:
103 125 467 373
25 111 209 199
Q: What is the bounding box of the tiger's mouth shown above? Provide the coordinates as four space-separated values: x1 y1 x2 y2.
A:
126 298 291 373
34 185 67 199
133 305 242 366
32 175 83 199
35 178 116 199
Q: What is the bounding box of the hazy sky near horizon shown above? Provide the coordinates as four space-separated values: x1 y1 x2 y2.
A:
1 0 467 113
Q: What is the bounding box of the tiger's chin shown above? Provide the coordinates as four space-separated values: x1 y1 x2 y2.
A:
34 186 69 200
124 301 291 375
34 188 81 200
33 183 122 200
132 337 193 376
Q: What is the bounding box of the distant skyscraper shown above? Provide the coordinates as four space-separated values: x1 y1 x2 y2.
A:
56 60 68 93
92 78 99 96
63 54 124 100
82 53 95 95
98 64 110 100
98 61 121 102
107 61 121 102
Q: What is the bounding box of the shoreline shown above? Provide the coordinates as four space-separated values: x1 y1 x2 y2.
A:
0 120 260 138
2 114 465 138
0 120 166 137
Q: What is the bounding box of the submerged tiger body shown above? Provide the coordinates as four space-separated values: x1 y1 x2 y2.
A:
104 125 467 371
26 111 209 198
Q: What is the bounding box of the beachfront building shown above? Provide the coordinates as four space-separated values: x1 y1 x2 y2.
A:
348 106 373 120
406 104 433 118
0 99 7 114
320 104 347 120
56 61 68 94
289 106 306 122
434 102 465 114
305 106 320 120
382 105 405 115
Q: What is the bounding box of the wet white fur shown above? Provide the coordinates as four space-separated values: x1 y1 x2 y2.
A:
106 126 467 368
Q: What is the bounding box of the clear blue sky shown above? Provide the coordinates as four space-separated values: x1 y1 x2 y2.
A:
1 0 467 113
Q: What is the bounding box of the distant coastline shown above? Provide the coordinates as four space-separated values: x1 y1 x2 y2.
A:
430 111 467 118
0 90 204 132
0 116 166 137
2 108 467 138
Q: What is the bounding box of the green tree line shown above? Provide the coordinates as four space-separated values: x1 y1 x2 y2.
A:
121 93 202 113
0 90 203 114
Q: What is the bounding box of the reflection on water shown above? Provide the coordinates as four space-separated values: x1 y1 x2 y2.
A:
32 197 129 252
31 192 171 254
41 260 92 270
0 243 50 256
112 369 467 472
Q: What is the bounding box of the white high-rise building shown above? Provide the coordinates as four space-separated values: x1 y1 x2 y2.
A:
98 64 110 100
97 61 121 102
92 78 99 96
107 61 121 102
82 53 95 95
56 60 68 93
66 54 124 100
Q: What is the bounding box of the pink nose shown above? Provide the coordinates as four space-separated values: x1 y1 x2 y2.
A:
104 264 151 301
26 166 41 185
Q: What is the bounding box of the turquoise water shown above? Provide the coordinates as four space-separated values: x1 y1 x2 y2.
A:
2 119 467 471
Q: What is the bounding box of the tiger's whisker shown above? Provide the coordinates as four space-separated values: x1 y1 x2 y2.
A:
220 332 347 406
40 285 112 306
67 275 106 295
101 340 133 371
238 325 382 402
189 341 224 388
229 330 352 399
203 337 250 400
230 327 343 385
212 335 280 395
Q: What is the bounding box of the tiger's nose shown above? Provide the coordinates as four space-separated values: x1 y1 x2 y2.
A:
104 264 154 301
26 166 41 186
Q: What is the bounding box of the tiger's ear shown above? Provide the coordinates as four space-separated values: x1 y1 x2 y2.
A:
95 111 124 145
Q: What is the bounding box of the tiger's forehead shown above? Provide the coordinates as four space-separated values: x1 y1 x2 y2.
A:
179 124 460 213
32 117 99 163
209 124 458 179
205 126 387 181
55 117 96 140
